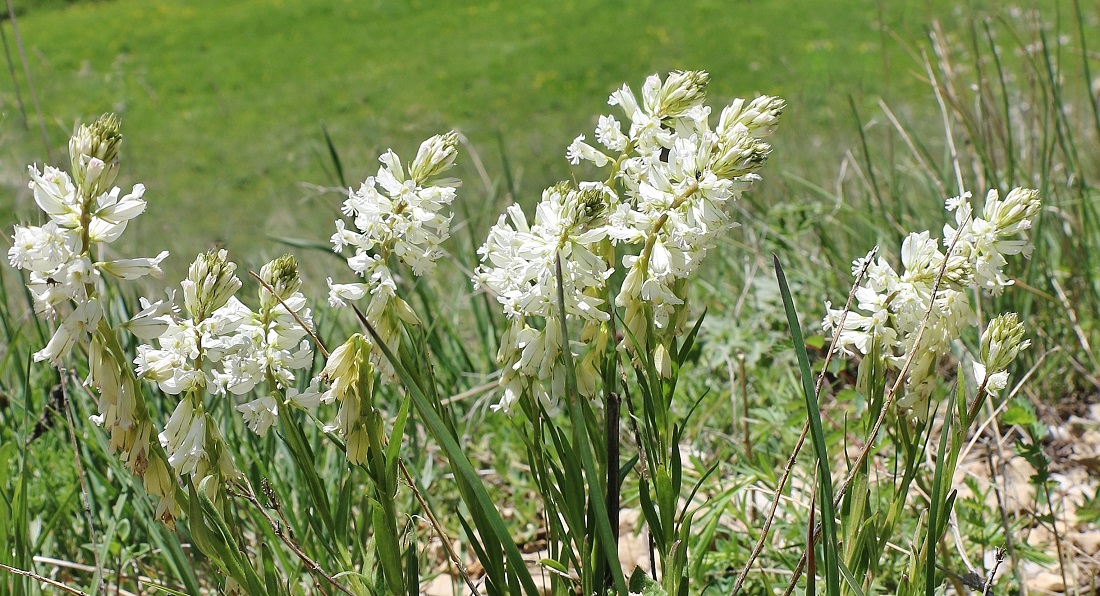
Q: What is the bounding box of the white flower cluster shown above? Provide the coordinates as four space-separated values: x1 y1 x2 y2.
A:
134 249 246 487
974 312 1030 395
7 114 180 524
8 114 167 366
476 71 784 411
327 132 460 368
135 250 318 486
224 255 317 436
823 188 1041 411
475 183 616 409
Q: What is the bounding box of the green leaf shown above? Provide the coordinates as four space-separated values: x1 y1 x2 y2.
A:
628 567 668 595
187 480 267 595
805 334 826 350
1003 398 1037 426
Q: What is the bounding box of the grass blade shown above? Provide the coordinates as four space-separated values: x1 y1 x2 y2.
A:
774 255 841 596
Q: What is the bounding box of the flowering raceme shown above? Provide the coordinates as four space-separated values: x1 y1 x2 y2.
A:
134 249 248 495
477 71 784 411
823 187 1041 412
8 114 179 523
327 132 460 370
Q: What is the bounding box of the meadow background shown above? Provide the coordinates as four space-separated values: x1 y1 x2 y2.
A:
2 0 1001 266
2 0 1100 594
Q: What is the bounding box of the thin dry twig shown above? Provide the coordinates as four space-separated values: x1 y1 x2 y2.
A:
59 378 104 594
248 269 329 358
0 562 92 595
1050 277 1100 388
924 45 967 196
983 547 1007 596
399 459 482 596
231 480 356 596
31 556 182 595
877 99 948 198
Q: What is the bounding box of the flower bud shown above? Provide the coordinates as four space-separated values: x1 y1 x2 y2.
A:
346 423 369 465
657 70 710 118
980 312 1030 375
984 187 1041 236
69 113 123 198
409 131 459 184
182 249 242 321
258 254 302 310
709 133 771 179
718 95 786 139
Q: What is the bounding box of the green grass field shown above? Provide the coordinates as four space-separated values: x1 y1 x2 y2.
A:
2 0 1014 267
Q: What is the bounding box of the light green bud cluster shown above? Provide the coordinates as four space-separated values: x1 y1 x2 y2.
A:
258 253 302 311
656 70 710 117
980 312 1030 375
409 130 459 184
69 113 123 199
183 248 242 321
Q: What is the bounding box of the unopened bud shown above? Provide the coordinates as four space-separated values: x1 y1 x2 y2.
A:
718 95 786 139
182 249 242 321
658 70 710 118
980 312 1030 375
409 131 459 184
258 254 302 310
70 113 123 198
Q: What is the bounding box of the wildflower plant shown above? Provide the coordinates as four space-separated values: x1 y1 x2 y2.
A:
8 114 180 523
473 71 785 594
822 187 1041 414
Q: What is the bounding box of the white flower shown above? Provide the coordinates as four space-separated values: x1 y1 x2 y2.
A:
566 135 610 167
327 278 368 307
160 399 207 477
594 115 628 152
236 396 279 436
98 251 169 280
34 299 103 366
287 379 323 409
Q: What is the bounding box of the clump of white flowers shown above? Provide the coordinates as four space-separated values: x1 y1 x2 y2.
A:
9 114 168 365
823 187 1041 413
475 182 616 408
223 254 316 436
327 132 460 370
8 114 179 523
476 71 784 411
135 249 248 497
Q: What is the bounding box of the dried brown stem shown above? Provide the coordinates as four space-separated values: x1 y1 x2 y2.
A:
232 480 356 596
0 562 91 595
399 459 482 596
